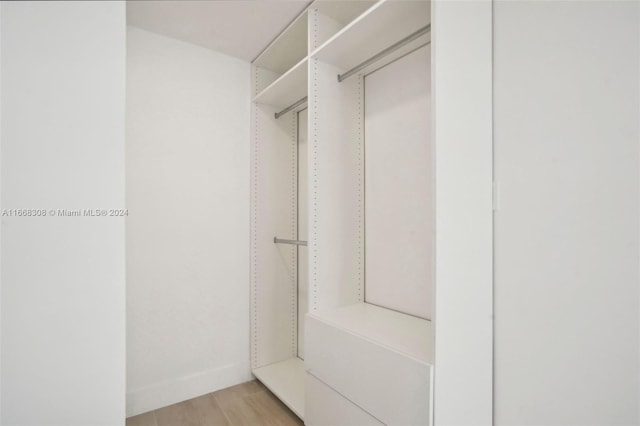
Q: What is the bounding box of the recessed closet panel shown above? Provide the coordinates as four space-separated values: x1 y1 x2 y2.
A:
250 101 298 368
364 45 432 320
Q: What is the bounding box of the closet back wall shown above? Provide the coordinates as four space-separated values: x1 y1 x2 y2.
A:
126 27 251 416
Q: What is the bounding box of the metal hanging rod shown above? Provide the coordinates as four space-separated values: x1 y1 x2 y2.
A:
273 237 308 246
274 96 308 119
338 24 431 83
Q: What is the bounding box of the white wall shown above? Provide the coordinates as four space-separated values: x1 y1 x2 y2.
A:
493 1 640 424
432 1 493 424
1 2 126 425
126 27 251 416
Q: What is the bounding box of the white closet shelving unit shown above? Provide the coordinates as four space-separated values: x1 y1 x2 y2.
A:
250 1 431 423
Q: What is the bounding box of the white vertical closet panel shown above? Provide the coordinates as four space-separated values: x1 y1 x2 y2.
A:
308 57 364 311
432 0 493 424
250 81 298 367
297 108 308 359
364 45 432 320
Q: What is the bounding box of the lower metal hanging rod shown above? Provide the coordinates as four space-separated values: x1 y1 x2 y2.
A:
273 237 308 246
274 96 308 119
338 24 431 83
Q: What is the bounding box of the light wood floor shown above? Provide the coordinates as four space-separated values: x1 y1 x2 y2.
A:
126 380 303 426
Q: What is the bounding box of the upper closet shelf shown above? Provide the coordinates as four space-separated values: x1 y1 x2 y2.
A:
253 11 308 74
253 58 307 109
313 0 378 26
311 0 430 75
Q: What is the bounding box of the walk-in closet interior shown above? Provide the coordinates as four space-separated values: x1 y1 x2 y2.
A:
123 0 435 423
250 1 432 423
6 0 640 424
128 0 434 423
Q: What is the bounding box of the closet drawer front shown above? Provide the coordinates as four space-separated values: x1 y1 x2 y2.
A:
305 373 383 426
305 314 431 425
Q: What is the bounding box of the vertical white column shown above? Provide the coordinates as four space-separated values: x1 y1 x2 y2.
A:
1 2 126 424
432 1 493 424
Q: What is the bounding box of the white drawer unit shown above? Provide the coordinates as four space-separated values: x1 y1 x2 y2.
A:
305 303 433 425
305 373 384 426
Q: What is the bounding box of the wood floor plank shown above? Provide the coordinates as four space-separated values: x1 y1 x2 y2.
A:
126 411 156 426
189 393 231 426
220 396 266 426
213 380 265 409
132 380 299 426
245 391 303 426
222 390 303 426
155 400 202 426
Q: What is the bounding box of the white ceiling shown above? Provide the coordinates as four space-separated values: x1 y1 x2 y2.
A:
126 0 312 62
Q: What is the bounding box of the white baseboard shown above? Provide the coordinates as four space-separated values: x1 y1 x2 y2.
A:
126 361 253 417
